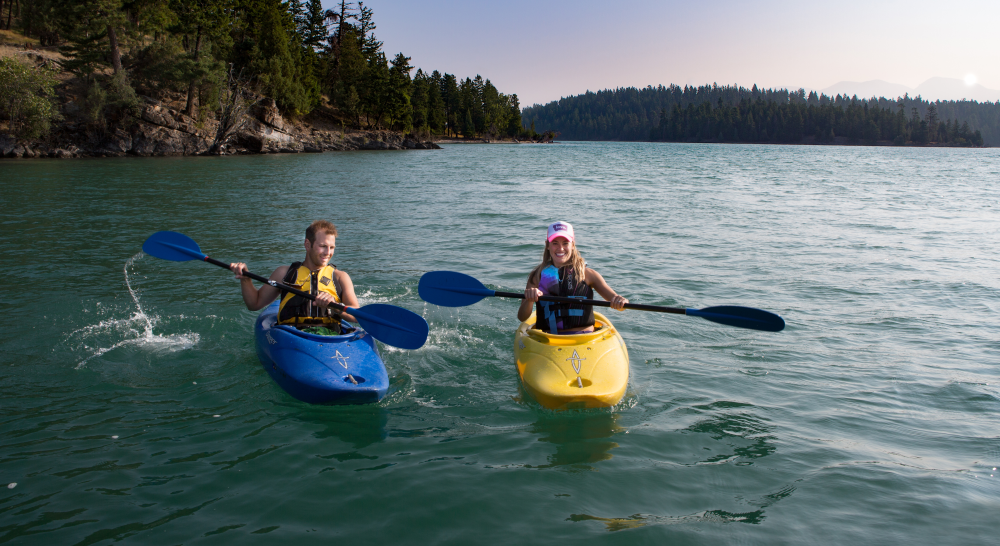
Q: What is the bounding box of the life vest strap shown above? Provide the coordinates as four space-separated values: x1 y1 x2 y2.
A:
278 262 342 330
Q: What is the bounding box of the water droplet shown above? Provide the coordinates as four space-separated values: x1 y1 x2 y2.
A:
111 435 118 439
7 483 15 489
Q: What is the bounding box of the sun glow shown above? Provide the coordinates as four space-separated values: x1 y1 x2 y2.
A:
964 74 977 86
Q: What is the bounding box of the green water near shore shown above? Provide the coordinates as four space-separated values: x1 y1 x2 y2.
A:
1 143 998 544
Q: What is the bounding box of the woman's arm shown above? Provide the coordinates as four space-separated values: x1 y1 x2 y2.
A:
517 273 541 322
585 268 628 310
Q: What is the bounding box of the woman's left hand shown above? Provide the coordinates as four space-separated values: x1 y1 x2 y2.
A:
610 295 628 311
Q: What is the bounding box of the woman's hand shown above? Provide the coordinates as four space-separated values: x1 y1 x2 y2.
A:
524 287 543 303
610 294 628 311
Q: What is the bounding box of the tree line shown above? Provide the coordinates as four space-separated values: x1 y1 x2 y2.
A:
522 84 997 146
3 0 528 139
651 94 984 146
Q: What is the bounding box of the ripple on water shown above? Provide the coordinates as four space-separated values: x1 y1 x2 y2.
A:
2 144 999 544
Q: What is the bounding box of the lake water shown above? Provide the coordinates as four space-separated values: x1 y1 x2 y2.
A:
1 142 998 544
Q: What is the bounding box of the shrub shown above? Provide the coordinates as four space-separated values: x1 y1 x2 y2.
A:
82 71 141 132
0 57 62 139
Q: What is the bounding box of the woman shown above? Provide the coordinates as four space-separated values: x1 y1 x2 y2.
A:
517 221 628 334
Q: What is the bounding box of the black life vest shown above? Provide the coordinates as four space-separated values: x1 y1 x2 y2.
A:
535 265 595 333
278 262 342 332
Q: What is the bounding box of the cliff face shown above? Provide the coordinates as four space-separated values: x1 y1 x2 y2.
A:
1 95 439 159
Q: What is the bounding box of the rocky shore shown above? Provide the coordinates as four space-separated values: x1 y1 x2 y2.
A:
0 93 439 159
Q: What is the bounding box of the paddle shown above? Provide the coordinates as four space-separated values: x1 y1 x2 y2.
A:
142 231 429 349
418 270 785 332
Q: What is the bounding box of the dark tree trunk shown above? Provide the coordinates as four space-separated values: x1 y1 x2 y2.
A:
337 0 348 52
107 24 123 74
5 0 14 31
184 26 203 116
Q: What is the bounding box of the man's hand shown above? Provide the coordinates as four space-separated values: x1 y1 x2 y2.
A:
314 291 340 309
229 262 250 279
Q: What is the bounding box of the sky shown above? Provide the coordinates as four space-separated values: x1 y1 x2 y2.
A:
321 0 1000 106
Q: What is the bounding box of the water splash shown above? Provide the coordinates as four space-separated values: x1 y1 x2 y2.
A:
124 252 155 332
355 285 413 305
71 253 200 369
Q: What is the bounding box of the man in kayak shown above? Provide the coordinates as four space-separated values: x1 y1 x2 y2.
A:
518 221 628 334
229 220 360 332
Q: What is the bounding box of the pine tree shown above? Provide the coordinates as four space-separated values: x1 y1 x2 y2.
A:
926 103 938 141
462 108 474 138
331 24 365 121
59 0 130 78
168 0 230 117
301 0 327 50
441 73 459 136
360 50 388 128
427 71 446 134
505 93 521 137
386 52 412 130
410 69 429 131
251 0 319 116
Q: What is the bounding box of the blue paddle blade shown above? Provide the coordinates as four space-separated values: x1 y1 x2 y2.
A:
351 304 429 350
143 231 207 262
686 306 785 332
418 271 497 307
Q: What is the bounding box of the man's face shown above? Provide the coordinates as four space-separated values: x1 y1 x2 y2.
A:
305 232 336 267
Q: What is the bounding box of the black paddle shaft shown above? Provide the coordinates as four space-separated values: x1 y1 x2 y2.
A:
202 256 348 313
493 290 686 315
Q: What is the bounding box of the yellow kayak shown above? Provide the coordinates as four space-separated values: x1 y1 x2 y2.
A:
514 312 629 410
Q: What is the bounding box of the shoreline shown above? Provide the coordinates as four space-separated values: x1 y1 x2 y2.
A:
553 136 990 148
0 95 441 160
1 40 442 160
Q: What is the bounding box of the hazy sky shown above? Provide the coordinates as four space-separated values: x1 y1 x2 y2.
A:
322 0 1000 106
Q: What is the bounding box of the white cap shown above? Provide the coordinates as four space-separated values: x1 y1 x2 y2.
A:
547 221 575 242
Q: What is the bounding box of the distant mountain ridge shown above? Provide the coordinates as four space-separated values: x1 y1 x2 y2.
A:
821 78 1000 103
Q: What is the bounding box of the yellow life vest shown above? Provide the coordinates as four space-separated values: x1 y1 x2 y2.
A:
277 263 342 327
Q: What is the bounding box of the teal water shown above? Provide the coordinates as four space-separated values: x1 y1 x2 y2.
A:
1 143 998 544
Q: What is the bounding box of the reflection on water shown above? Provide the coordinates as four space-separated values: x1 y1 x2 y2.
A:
568 508 764 530
685 401 776 465
292 406 388 449
528 412 623 470
569 483 796 530
3 144 998 543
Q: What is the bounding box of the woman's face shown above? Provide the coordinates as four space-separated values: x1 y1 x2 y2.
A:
548 237 572 267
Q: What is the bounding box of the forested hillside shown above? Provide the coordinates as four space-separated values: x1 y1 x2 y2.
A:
1 0 525 140
522 84 999 146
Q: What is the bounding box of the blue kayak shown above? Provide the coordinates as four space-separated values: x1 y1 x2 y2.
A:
254 301 389 404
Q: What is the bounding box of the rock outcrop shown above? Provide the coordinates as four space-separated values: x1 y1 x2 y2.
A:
2 96 439 159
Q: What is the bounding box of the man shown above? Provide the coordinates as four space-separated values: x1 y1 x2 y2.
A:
229 220 360 331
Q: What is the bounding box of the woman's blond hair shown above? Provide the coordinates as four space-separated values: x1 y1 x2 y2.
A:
529 237 586 286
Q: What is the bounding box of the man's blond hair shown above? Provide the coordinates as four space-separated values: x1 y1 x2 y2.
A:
306 220 338 242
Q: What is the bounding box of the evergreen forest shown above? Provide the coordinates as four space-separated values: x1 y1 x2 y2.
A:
3 0 526 139
523 84 997 146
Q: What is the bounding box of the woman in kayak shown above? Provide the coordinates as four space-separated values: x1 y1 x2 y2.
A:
518 221 628 334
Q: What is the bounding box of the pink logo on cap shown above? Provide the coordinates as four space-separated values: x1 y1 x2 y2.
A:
547 221 575 242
